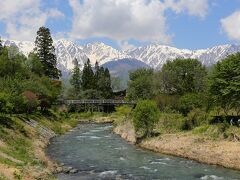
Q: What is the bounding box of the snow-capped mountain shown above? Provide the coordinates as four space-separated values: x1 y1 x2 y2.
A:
127 44 240 69
2 39 240 76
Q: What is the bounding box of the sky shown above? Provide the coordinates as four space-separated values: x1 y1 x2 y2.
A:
0 0 240 50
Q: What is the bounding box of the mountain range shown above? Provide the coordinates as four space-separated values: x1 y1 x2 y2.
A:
2 39 240 78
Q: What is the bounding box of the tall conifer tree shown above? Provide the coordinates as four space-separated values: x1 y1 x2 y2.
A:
70 58 81 94
34 27 61 79
103 68 113 98
81 59 95 90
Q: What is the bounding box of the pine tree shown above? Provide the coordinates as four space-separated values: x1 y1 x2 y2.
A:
94 61 100 90
70 58 81 94
97 67 113 98
81 59 95 90
34 27 61 79
103 68 113 98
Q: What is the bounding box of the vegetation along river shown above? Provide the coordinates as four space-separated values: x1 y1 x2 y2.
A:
47 123 240 180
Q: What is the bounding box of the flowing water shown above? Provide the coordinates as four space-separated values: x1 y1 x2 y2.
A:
47 123 240 180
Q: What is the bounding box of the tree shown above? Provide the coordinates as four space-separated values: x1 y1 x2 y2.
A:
35 26 61 79
28 52 44 76
159 58 207 95
70 58 81 96
127 68 154 100
103 68 113 98
81 59 95 90
95 67 113 98
94 61 100 81
133 100 160 138
210 53 240 115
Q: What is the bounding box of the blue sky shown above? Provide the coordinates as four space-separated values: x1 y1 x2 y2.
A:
0 0 240 50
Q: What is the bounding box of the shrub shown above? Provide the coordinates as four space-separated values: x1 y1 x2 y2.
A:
22 91 39 113
0 92 13 113
114 105 132 118
155 94 180 112
156 112 185 133
10 95 27 114
133 100 160 138
179 93 204 115
181 108 208 130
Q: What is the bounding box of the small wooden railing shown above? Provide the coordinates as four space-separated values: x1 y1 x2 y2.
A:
59 99 136 105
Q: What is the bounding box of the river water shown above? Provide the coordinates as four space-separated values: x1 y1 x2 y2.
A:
47 123 240 180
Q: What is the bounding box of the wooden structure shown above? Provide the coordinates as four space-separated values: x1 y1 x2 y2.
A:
58 99 136 113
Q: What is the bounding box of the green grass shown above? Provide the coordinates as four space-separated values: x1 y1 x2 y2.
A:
0 110 81 178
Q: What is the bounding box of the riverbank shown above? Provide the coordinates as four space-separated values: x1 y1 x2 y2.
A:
113 120 240 171
0 112 115 179
0 112 81 180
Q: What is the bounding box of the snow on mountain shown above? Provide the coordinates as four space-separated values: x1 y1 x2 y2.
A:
127 44 240 69
2 39 240 75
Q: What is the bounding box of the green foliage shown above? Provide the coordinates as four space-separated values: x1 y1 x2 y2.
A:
179 93 204 115
0 37 62 114
0 93 13 113
69 59 113 99
35 26 61 79
159 58 207 95
97 67 113 98
182 108 208 130
210 53 240 115
133 100 160 138
155 94 180 112
81 59 95 90
70 58 81 97
27 52 44 76
156 112 185 133
127 68 154 100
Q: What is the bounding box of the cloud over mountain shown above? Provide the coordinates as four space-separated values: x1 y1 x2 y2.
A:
221 11 240 42
68 0 209 46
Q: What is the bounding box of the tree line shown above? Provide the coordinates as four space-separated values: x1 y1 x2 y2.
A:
68 58 113 99
127 56 240 138
0 26 61 114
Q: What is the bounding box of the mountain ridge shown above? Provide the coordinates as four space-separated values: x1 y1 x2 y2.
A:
2 39 240 76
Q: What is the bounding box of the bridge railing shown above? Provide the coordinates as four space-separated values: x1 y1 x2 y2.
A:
60 99 136 105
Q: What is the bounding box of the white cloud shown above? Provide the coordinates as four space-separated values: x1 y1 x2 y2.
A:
68 0 209 46
221 11 240 42
0 0 64 41
165 0 209 18
69 0 171 44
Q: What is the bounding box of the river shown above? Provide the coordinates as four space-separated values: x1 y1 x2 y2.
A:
47 123 240 180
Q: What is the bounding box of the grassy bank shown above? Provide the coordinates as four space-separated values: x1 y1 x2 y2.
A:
112 106 240 170
0 111 82 180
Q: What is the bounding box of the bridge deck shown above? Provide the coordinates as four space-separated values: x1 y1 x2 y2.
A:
62 99 136 105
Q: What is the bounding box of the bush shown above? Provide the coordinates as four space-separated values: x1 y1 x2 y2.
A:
155 94 180 112
0 93 13 113
179 93 204 115
114 105 132 118
22 91 39 113
133 100 160 138
156 112 185 133
181 108 208 130
10 95 27 114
